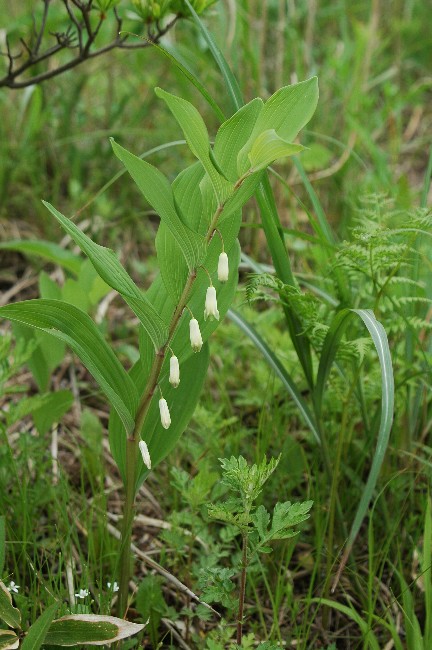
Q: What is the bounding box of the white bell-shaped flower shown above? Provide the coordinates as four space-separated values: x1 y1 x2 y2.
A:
204 286 220 321
169 355 180 388
189 318 203 352
217 252 229 283
139 440 151 470
159 398 171 429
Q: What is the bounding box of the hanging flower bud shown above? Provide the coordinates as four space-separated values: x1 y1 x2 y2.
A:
159 398 171 429
204 286 220 321
189 318 203 352
169 355 180 388
217 252 229 282
139 440 151 470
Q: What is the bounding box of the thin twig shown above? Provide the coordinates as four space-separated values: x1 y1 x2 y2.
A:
35 0 51 54
0 3 180 89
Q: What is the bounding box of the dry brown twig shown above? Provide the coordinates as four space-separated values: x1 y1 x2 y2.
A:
0 0 179 89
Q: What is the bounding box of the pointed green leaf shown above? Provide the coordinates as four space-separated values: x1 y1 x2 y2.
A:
155 87 228 200
0 581 21 629
255 77 319 141
238 78 318 173
248 129 305 172
0 240 82 275
0 300 138 435
42 201 168 349
44 615 145 646
214 98 263 181
110 139 205 271
270 501 313 538
21 603 59 650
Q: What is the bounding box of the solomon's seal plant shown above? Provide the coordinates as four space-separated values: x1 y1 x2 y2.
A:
0 77 318 639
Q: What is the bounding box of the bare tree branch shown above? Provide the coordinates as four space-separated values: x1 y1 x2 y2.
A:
0 2 181 89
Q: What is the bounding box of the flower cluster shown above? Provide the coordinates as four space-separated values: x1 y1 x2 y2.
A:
156 246 230 431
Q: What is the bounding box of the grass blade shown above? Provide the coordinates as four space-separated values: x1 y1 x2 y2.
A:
148 41 225 121
21 603 59 650
311 598 380 650
315 308 394 588
423 495 432 646
183 0 243 113
227 309 321 445
255 175 314 388
292 156 335 245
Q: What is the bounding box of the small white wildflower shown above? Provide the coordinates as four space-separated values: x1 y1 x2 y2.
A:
75 588 90 599
204 286 219 321
217 252 229 282
107 581 119 592
7 581 19 593
139 440 152 470
169 355 180 388
159 398 171 429
189 318 203 352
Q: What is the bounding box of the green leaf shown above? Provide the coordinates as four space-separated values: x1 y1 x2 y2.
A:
0 629 19 650
248 129 305 172
0 581 21 629
227 309 321 445
21 603 59 650
214 98 263 181
0 517 5 576
42 200 168 349
155 223 189 302
0 240 82 275
253 505 271 540
156 161 242 300
11 321 65 393
33 390 74 435
270 500 313 538
8 390 73 436
237 77 319 173
155 87 227 200
0 300 138 435
44 615 145 646
315 309 394 564
110 139 205 271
